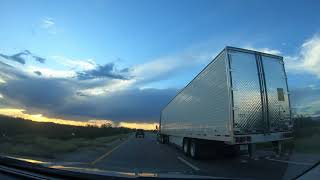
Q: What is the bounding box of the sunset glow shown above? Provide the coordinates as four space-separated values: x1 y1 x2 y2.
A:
0 108 157 130
118 122 158 130
0 108 110 126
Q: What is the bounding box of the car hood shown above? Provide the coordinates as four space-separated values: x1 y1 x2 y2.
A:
0 155 246 179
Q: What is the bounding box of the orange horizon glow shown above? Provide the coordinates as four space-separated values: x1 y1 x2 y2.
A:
0 108 157 130
118 122 158 130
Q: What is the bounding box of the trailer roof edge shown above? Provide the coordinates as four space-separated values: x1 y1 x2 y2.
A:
225 46 283 59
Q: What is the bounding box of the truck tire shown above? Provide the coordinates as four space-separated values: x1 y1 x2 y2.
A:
190 139 201 159
224 145 240 157
183 138 190 156
159 135 167 144
159 135 164 144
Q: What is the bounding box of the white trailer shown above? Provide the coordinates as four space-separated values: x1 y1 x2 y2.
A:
158 47 293 159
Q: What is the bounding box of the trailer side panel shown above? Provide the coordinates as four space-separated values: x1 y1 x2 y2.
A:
161 51 231 140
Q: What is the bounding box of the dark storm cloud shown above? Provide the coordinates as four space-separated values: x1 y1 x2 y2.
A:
0 60 28 79
0 50 46 64
0 61 177 122
32 55 46 63
0 77 177 122
0 77 74 111
34 71 42 76
55 88 178 122
0 52 26 64
120 67 130 73
76 63 129 80
75 91 88 97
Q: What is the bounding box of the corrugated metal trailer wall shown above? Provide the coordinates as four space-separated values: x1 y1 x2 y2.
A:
161 50 232 141
227 47 292 136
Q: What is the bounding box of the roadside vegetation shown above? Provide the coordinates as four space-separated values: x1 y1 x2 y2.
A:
0 115 133 158
257 116 320 154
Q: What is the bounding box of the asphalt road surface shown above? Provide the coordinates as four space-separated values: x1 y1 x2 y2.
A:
60 133 319 180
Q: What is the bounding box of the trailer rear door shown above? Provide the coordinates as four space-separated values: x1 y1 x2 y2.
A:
228 51 265 134
261 56 291 132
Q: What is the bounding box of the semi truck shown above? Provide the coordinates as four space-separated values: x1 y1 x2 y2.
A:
158 46 293 159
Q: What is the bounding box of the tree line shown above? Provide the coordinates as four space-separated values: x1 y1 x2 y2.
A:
0 115 133 139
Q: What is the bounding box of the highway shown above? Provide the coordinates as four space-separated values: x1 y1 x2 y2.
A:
56 133 318 180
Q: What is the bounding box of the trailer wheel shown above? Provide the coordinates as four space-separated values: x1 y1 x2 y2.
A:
158 135 164 144
161 136 166 144
164 135 169 144
159 135 168 144
183 138 190 156
190 139 200 159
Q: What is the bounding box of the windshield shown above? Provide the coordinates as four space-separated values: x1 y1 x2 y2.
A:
0 1 319 179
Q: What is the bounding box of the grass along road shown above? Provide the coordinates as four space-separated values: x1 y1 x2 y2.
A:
0 134 130 159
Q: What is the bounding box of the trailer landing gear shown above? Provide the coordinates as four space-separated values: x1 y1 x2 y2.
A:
248 144 256 159
272 141 282 157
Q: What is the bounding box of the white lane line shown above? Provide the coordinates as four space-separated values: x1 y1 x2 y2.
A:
266 158 314 166
177 156 200 171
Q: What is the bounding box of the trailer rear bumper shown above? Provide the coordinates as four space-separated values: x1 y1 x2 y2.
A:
232 131 293 144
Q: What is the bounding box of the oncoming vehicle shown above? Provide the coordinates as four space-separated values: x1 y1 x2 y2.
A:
135 129 145 138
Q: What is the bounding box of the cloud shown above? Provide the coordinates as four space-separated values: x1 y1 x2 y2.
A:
0 50 46 64
26 66 75 78
42 18 55 29
77 79 136 96
0 51 28 64
284 34 320 78
0 77 74 112
243 46 281 55
56 88 178 122
33 71 42 76
290 86 320 117
75 50 214 96
0 61 177 122
130 50 214 85
32 55 46 63
40 17 57 35
0 47 211 122
76 63 130 80
0 68 177 122
51 56 96 71
0 60 29 80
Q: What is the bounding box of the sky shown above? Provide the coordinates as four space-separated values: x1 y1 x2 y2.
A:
0 0 320 129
